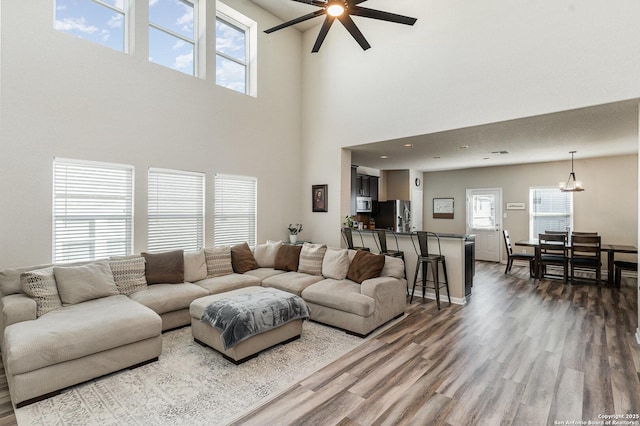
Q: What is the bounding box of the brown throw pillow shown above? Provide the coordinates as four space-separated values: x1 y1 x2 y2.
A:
274 244 302 272
142 250 184 284
230 243 259 274
347 250 386 284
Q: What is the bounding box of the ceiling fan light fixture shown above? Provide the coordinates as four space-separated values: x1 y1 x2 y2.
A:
326 2 345 17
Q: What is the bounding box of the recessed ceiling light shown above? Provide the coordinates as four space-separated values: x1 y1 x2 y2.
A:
380 155 388 159
459 145 469 149
403 144 413 147
491 150 509 155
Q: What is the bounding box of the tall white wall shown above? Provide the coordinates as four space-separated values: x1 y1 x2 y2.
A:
300 0 640 245
0 0 303 268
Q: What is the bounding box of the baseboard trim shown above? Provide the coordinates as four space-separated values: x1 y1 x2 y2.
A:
410 291 466 306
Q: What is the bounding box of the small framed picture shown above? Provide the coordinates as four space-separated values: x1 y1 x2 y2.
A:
506 202 526 210
312 184 328 212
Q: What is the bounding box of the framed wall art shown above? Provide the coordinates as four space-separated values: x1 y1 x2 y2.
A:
312 184 328 212
433 197 454 219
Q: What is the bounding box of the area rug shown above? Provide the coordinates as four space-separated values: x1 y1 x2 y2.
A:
15 321 363 426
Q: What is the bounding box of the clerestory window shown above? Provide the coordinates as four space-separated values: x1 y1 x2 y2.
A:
149 0 198 76
54 0 128 53
216 2 257 96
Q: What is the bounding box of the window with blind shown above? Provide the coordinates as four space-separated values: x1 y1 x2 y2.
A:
529 187 573 239
148 168 205 253
53 158 134 263
214 174 257 247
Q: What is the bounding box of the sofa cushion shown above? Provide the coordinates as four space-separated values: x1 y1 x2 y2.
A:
20 267 62 317
204 246 233 277
347 250 385 284
381 255 405 279
109 257 148 296
253 240 283 268
231 243 259 274
54 261 119 305
184 250 207 282
142 250 185 284
129 283 208 315
301 279 375 317
261 272 324 296
243 268 286 281
298 243 327 276
274 245 302 272
194 273 261 294
322 248 350 280
3 295 161 376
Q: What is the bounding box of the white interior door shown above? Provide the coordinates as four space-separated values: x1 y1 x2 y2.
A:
466 188 502 262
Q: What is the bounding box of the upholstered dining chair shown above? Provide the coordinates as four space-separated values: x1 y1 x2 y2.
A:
537 233 569 283
503 230 535 277
570 234 602 284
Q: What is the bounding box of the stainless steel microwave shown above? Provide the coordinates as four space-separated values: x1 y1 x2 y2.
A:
356 196 372 212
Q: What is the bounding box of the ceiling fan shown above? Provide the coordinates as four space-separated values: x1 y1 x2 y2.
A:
264 0 417 53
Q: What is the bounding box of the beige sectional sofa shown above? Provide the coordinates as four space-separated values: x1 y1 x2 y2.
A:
0 240 406 407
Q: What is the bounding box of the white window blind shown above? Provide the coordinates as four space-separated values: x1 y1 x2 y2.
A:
148 168 205 253
529 187 573 239
214 174 257 247
53 158 134 263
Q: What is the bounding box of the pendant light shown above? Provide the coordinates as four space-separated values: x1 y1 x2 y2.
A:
559 151 584 192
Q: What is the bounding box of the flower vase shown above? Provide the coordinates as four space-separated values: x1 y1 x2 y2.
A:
289 234 297 244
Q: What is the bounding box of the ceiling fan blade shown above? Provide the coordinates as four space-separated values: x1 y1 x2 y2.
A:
337 14 371 51
291 0 327 6
311 16 336 52
350 6 418 26
264 10 325 34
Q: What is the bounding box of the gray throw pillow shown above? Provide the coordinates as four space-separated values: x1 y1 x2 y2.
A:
204 246 234 277
54 261 119 305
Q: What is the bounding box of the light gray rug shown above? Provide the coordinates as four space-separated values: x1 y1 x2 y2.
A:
15 321 363 426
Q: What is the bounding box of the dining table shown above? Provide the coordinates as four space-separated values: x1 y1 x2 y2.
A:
514 238 637 287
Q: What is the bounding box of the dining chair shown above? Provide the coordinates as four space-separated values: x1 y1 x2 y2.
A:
537 233 569 283
570 234 602 284
410 231 450 309
503 230 535 277
571 231 598 236
341 227 369 251
545 230 569 236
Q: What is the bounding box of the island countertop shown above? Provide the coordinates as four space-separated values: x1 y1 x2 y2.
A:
355 228 475 241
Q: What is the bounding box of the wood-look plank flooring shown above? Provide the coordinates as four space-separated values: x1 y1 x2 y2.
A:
0 262 637 425
233 262 640 426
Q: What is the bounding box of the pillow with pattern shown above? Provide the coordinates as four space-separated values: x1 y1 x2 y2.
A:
21 267 62 317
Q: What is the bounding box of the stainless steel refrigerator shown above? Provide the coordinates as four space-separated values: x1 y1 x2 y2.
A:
374 200 411 233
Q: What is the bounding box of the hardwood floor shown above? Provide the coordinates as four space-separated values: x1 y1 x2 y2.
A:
232 262 640 426
0 261 637 425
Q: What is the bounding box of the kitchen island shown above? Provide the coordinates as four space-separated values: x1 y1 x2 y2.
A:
354 229 475 305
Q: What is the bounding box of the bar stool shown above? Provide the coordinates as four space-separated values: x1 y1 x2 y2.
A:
614 260 637 287
374 229 408 291
410 231 450 309
341 227 369 251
